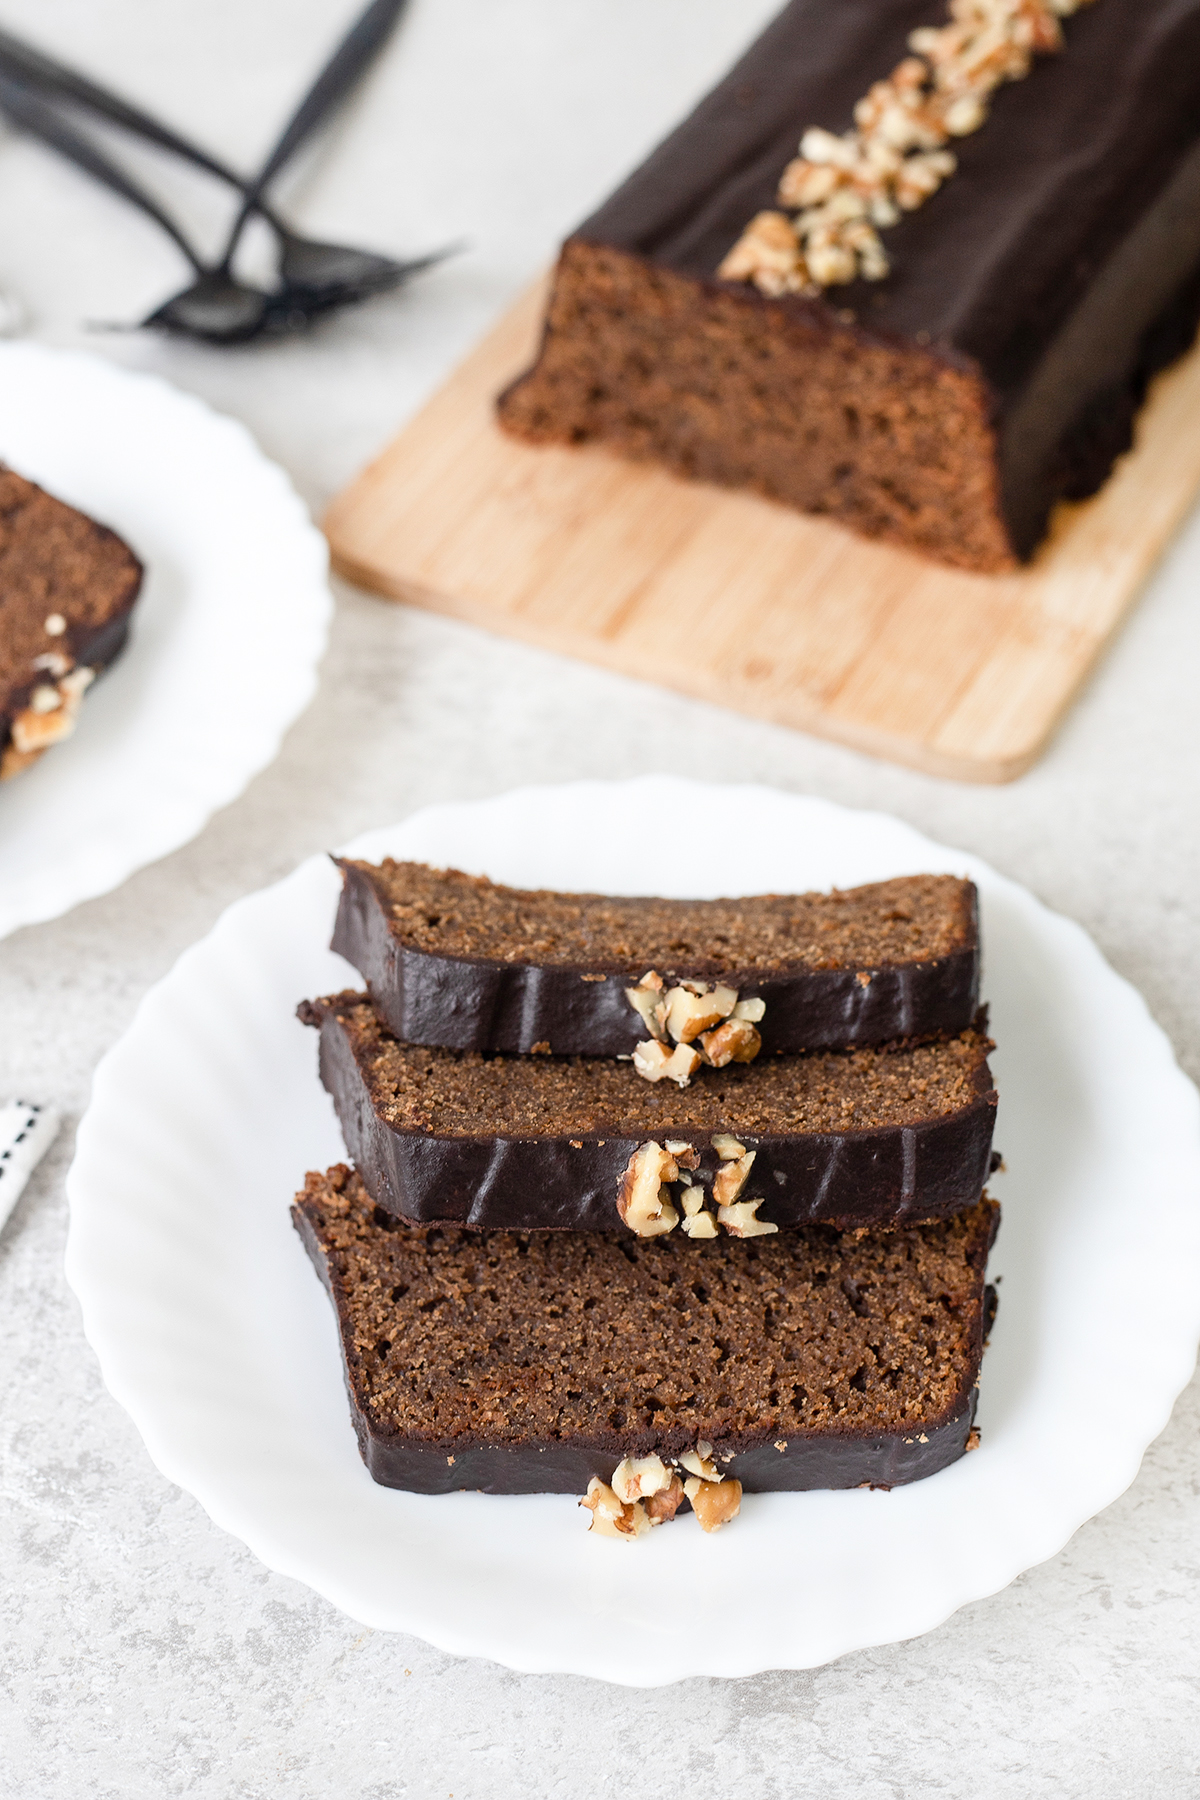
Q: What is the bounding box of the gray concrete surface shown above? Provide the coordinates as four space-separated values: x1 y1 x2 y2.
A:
1 2 1198 1794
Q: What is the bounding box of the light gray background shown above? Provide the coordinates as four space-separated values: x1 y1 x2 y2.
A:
1 2 1198 1794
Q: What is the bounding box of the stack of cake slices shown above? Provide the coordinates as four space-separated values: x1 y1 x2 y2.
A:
294 860 999 1538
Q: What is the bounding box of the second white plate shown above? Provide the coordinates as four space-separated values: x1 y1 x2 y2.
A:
65 779 1200 1682
0 343 331 938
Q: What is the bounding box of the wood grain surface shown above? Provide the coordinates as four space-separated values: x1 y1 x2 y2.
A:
325 279 1200 783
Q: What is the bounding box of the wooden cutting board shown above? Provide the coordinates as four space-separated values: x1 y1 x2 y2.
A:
325 278 1200 783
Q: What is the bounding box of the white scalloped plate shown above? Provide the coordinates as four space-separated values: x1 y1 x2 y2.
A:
0 343 331 938
66 779 1200 1683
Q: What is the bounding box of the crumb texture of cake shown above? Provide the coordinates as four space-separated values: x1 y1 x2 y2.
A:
293 1163 998 1495
300 993 997 1230
333 859 979 1055
0 466 143 780
497 0 1200 569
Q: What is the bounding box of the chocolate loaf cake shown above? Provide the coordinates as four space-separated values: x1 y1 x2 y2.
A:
497 0 1200 571
299 993 997 1231
333 859 979 1056
293 1163 998 1496
0 467 143 780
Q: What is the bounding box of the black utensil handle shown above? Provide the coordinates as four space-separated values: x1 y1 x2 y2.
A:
215 0 412 269
246 0 410 201
0 74 203 269
0 28 241 189
0 28 292 232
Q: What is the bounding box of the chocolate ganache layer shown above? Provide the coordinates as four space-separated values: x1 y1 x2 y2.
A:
331 859 981 1057
299 993 998 1231
497 0 1200 570
293 1163 998 1495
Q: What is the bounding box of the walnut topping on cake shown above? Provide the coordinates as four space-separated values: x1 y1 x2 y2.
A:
617 1139 776 1239
719 0 1098 294
717 1196 780 1239
611 1454 673 1504
616 1141 681 1237
678 1440 722 1482
624 971 764 1087
5 665 95 765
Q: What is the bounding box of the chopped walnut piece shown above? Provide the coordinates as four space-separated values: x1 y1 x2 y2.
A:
712 1151 756 1209
681 1208 718 1240
732 996 766 1023
685 1475 743 1532
664 1139 700 1170
679 1441 721 1482
717 209 813 297
663 982 737 1043
631 1039 702 1087
581 1478 650 1539
718 1196 779 1238
966 1427 981 1452
625 979 669 1041
644 1474 685 1524
10 666 95 755
711 1134 747 1161
31 652 70 677
611 1454 673 1504
616 1141 680 1236
778 156 841 208
699 1017 762 1068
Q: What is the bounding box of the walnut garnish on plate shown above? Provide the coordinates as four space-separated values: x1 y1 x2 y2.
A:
582 1442 741 1538
580 1478 651 1539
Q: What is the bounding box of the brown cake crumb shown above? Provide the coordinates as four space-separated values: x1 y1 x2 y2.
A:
351 861 975 975
294 1164 998 1455
318 992 992 1138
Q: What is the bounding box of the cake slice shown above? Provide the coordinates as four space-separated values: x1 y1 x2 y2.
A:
0 466 143 780
299 993 997 1231
333 859 979 1057
293 1163 998 1497
497 0 1200 570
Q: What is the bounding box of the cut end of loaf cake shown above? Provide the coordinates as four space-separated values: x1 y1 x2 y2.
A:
293 1163 998 1496
498 240 1017 573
